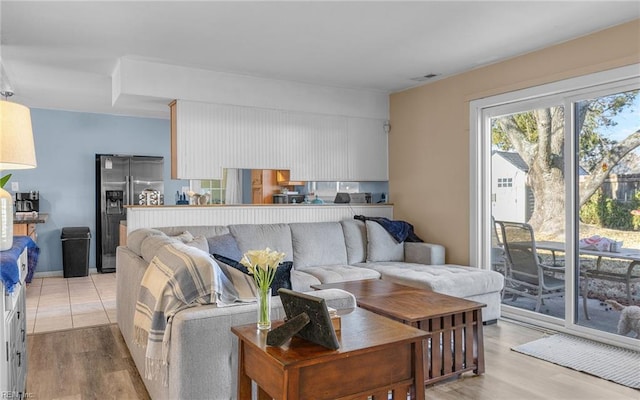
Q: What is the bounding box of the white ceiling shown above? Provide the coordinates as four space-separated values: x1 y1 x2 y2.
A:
1 1 639 118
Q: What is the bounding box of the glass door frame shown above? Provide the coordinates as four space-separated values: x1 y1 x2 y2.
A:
469 64 639 349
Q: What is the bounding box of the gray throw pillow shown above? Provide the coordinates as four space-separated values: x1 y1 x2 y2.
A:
183 235 209 253
172 231 194 243
366 221 404 262
207 234 242 260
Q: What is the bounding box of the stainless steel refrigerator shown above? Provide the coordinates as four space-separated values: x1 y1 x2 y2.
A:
95 154 164 272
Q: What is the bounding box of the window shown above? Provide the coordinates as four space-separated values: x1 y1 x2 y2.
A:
311 181 360 200
191 169 228 204
497 178 513 188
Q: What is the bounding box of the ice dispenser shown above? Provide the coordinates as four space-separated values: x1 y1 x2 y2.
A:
105 190 124 215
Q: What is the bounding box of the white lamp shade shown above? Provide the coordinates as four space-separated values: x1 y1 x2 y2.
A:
0 100 37 170
0 100 36 250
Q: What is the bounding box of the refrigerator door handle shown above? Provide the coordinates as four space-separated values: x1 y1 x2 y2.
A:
125 175 130 205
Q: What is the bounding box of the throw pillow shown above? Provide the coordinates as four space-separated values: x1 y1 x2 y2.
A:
172 231 194 243
366 221 404 262
212 254 293 298
213 255 258 301
207 234 242 261
183 235 209 253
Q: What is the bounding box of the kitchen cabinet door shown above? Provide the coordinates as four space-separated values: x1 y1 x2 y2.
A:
289 113 348 181
251 170 277 204
347 118 388 181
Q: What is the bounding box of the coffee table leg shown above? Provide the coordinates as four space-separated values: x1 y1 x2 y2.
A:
474 309 485 375
414 338 425 400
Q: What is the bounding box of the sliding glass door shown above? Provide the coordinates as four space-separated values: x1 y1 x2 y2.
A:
574 88 640 334
472 65 639 347
489 104 568 321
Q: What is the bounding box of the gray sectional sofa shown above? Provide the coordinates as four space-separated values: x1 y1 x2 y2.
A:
116 219 504 400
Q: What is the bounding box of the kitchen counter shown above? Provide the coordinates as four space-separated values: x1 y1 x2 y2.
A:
13 213 49 224
124 203 392 208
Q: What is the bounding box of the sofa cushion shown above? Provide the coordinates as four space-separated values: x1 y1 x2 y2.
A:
340 219 367 264
290 270 322 292
213 254 293 298
366 221 404 262
207 233 242 260
290 222 348 269
366 262 504 298
297 265 380 284
229 224 294 262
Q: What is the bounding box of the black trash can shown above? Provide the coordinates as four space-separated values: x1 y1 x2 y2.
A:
61 227 91 278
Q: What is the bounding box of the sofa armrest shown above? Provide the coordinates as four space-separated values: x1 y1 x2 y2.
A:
404 242 445 265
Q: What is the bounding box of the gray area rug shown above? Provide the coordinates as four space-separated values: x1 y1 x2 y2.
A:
512 333 640 389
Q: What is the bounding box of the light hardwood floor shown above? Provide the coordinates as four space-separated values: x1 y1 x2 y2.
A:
26 318 637 400
428 319 638 400
27 324 150 400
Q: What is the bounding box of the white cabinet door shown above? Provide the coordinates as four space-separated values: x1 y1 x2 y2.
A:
347 118 388 181
288 113 348 181
174 101 225 179
1 249 27 397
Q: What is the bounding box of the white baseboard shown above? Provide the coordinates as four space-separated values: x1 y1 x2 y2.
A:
33 267 100 279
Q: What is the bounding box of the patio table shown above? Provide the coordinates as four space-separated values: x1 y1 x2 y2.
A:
536 241 640 306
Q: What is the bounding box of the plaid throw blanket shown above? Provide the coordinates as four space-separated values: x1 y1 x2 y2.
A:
133 241 238 385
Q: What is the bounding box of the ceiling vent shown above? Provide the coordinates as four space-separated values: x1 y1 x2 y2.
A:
410 73 439 82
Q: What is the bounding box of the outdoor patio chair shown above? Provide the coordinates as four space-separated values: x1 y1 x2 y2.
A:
496 220 565 313
491 216 507 274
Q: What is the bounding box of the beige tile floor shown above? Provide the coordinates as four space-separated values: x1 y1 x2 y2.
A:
25 273 117 334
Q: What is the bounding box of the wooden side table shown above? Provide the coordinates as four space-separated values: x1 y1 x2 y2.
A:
231 308 427 400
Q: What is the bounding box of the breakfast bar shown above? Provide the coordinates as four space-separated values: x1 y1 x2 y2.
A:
124 204 394 233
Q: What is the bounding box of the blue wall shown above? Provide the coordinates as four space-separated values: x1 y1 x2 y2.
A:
7 109 187 274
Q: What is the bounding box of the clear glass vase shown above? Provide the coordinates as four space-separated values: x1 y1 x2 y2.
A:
257 287 272 330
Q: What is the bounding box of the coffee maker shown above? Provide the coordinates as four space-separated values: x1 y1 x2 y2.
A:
15 191 40 213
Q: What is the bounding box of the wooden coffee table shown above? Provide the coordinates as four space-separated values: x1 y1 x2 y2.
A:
312 278 424 298
313 280 486 385
232 307 427 400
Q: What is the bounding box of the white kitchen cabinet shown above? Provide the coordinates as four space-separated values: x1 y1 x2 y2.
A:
347 117 389 181
170 100 387 181
0 249 27 399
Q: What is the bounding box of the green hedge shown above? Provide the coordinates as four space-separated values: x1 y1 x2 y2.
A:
580 190 640 230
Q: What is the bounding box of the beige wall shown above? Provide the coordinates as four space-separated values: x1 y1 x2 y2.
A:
389 19 640 265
